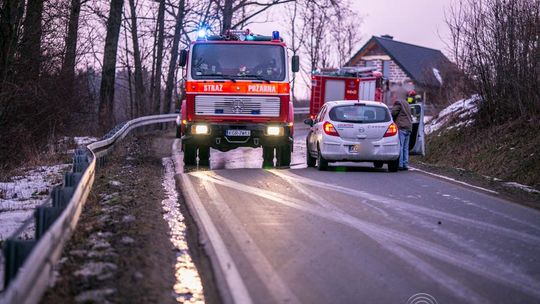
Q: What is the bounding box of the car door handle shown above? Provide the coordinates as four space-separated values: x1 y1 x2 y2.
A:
357 134 368 139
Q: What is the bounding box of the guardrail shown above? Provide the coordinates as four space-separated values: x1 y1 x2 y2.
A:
0 114 177 304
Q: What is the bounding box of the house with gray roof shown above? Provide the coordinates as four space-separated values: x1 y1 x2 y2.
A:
346 35 452 104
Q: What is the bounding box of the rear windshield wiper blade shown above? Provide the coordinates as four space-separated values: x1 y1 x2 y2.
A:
198 74 236 82
234 74 270 83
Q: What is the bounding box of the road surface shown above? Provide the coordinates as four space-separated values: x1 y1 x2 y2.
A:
171 126 540 304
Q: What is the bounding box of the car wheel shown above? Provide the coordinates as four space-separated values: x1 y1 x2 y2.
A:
373 161 384 169
183 143 196 166
387 159 399 172
277 144 291 168
317 145 328 171
198 146 210 167
262 146 274 168
307 150 316 167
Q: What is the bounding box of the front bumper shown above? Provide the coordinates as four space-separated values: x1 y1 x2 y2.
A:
320 136 400 162
182 122 293 152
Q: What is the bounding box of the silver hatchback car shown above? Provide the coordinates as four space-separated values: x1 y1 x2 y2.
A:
304 100 400 171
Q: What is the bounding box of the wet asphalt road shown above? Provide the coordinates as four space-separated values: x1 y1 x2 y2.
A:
172 127 540 304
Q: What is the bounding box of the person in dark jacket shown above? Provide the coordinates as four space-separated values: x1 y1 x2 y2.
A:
392 99 413 170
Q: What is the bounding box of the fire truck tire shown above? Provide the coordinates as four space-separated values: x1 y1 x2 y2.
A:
183 143 196 166
199 146 210 166
262 146 274 167
317 145 328 171
277 144 291 167
387 159 399 172
373 161 384 169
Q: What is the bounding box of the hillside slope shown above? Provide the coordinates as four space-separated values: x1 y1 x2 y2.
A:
421 97 540 191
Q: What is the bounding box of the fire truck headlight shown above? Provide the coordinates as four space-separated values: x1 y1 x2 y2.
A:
267 126 282 136
192 124 209 135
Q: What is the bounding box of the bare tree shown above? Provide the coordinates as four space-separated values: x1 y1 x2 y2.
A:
153 0 165 114
19 0 45 81
61 0 83 86
98 0 124 131
219 0 294 33
164 0 186 114
0 0 25 82
128 0 146 117
446 0 540 123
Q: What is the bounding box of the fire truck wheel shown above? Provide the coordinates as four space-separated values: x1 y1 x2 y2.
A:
262 146 274 167
183 143 196 166
277 144 291 167
198 146 210 166
373 161 384 169
317 145 328 171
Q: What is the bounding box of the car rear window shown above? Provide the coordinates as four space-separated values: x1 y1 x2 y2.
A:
329 105 390 123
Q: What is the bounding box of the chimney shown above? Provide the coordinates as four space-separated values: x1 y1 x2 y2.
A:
381 34 394 40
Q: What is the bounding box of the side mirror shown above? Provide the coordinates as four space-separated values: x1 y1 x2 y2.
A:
291 55 299 73
179 50 187 67
303 118 314 126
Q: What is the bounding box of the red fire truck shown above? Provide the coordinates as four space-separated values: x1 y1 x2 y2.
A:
309 67 384 118
177 29 299 167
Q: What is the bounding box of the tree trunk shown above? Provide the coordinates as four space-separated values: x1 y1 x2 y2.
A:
61 0 82 88
0 0 24 83
163 0 185 114
153 0 165 114
98 0 124 132
222 0 234 33
128 0 145 118
19 0 44 82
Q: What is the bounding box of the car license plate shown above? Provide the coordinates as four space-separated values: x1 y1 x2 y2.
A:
349 144 360 152
226 129 251 136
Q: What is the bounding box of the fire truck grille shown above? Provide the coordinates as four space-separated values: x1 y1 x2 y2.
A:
195 95 281 117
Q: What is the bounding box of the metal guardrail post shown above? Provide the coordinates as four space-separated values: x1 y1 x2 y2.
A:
35 207 63 240
3 240 36 289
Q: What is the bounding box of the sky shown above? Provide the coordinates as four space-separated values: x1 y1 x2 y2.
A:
250 0 455 55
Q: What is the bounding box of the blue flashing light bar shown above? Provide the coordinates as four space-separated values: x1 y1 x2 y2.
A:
272 31 280 40
197 28 207 40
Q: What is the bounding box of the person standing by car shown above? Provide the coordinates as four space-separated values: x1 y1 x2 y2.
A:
392 99 413 170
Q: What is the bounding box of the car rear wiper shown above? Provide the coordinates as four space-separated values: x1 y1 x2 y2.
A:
199 74 236 82
234 74 271 83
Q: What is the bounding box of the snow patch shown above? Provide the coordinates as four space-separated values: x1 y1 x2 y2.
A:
433 68 443 85
504 182 540 194
425 95 480 135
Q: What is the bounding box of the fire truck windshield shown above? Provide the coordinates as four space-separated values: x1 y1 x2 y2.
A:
191 43 286 82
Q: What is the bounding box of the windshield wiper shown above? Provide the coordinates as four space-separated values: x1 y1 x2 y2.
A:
199 74 236 82
234 74 271 83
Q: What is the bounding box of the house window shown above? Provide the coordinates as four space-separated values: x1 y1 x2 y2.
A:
383 60 390 77
366 60 376 67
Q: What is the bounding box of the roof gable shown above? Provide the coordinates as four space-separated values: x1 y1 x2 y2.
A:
347 36 452 87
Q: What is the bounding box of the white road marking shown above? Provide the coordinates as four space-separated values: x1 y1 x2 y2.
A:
172 139 253 304
191 171 540 300
410 167 499 194
202 181 301 304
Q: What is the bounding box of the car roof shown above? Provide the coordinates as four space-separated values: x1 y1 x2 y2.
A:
325 100 389 108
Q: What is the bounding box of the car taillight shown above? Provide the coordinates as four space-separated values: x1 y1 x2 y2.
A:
323 121 340 136
384 123 398 137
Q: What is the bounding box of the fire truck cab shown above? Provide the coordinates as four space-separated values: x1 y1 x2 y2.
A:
178 29 299 167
